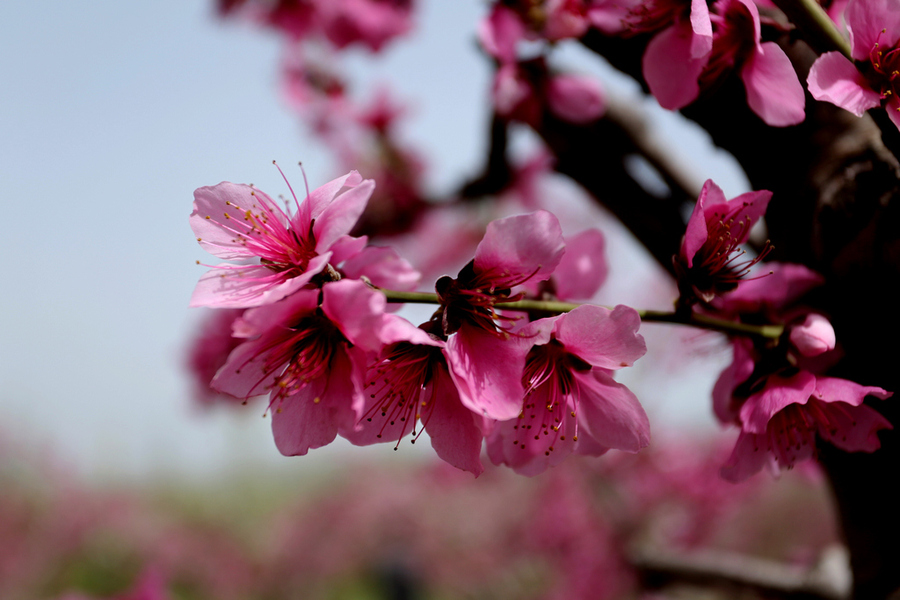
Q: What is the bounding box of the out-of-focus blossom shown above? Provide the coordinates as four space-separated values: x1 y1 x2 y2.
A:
487 304 649 475
186 308 248 407
546 73 607 123
314 0 414 52
808 0 900 130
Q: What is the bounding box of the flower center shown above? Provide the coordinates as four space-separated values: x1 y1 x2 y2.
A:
219 192 319 277
362 341 444 447
238 312 343 409
511 340 590 455
867 31 900 101
688 212 772 300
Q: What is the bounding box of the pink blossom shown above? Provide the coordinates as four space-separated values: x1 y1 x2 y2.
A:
190 171 373 308
313 0 414 52
478 5 526 64
807 0 900 130
633 0 714 109
344 320 486 475
540 0 592 40
721 373 892 481
211 280 392 456
186 308 248 408
702 0 805 126
674 179 772 305
437 211 566 420
709 263 893 480
641 0 805 126
546 73 607 123
487 305 649 476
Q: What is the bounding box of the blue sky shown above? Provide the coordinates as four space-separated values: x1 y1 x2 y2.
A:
0 1 743 482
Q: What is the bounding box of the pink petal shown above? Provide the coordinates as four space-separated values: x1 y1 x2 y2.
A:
473 210 565 286
689 0 713 57
189 255 328 308
887 95 900 131
553 229 608 300
321 279 388 353
425 365 486 476
807 51 881 116
720 262 824 313
191 183 288 260
312 179 375 251
643 20 705 110
340 245 421 291
272 350 361 455
739 371 817 434
328 234 368 264
847 0 900 60
741 42 806 126
720 431 774 482
294 170 363 230
812 376 893 405
789 313 836 356
554 305 647 369
574 369 650 452
212 338 281 399
712 337 756 424
814 401 892 452
445 326 529 421
682 179 727 266
485 386 577 476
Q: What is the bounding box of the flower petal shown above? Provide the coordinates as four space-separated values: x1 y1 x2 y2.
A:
574 370 650 452
807 51 881 116
446 326 529 421
425 365 486 476
553 229 608 300
474 210 565 286
739 371 817 434
741 42 806 126
554 305 647 369
643 20 705 110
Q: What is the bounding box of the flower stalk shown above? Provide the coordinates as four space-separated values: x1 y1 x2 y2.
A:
376 288 784 340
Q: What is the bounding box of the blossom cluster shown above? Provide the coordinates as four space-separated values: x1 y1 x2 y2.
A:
674 180 892 480
189 168 650 476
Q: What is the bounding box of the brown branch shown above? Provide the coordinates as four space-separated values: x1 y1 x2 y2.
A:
632 545 851 600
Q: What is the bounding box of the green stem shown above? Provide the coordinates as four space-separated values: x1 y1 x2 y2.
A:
771 0 852 58
376 289 784 340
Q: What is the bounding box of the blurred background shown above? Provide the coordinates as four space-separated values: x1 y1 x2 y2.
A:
1 2 838 599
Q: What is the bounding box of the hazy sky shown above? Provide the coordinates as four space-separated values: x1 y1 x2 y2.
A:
0 1 745 483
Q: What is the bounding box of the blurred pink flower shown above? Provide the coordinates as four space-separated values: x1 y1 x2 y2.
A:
314 0 414 52
186 308 248 407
